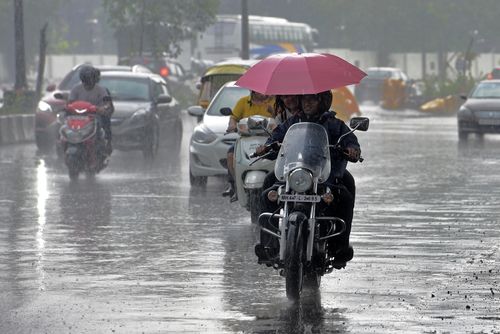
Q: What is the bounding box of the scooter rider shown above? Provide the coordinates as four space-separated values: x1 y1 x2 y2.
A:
255 90 361 267
222 91 274 202
68 65 114 154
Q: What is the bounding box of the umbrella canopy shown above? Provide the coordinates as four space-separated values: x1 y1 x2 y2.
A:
235 53 367 95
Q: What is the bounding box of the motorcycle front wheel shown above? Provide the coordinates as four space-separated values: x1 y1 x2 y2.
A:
66 153 80 181
285 222 304 300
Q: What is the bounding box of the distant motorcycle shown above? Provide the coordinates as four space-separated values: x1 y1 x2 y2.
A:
58 100 109 180
257 117 369 300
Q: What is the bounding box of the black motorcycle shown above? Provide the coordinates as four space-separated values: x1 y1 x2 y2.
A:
257 117 369 300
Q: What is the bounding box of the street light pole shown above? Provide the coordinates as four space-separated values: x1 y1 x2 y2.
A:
14 0 27 91
241 0 249 60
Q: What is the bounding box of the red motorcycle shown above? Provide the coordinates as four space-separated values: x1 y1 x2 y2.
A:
58 100 109 180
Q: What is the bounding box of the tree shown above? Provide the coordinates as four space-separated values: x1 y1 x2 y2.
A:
102 0 219 58
0 0 66 84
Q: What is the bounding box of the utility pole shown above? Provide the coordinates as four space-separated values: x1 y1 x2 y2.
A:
14 0 27 91
139 0 146 57
241 0 249 60
36 23 48 102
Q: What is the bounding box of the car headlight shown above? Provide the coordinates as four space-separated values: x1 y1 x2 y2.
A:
458 106 473 120
192 125 217 144
288 168 313 193
37 101 52 113
131 109 148 122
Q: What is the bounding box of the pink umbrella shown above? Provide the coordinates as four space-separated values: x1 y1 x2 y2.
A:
235 53 366 95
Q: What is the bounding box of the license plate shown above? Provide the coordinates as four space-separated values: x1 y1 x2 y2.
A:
279 194 321 202
478 118 500 125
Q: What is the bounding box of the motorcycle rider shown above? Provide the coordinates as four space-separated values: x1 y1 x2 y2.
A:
222 91 274 202
255 90 361 268
68 65 114 154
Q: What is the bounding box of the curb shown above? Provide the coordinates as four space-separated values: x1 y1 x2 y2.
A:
0 115 35 145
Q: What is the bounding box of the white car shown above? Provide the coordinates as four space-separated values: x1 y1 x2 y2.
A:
187 81 250 186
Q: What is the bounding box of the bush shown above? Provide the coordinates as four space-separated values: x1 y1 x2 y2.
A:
422 75 476 101
0 90 36 115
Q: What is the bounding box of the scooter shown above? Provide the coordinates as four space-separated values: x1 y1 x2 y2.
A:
220 107 276 223
257 117 369 300
58 100 109 180
233 115 276 223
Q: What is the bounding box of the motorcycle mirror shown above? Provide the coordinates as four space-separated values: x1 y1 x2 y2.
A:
53 92 65 100
247 117 266 130
220 107 232 116
349 117 369 131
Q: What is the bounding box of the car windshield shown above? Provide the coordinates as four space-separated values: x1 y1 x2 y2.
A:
206 86 250 116
100 77 150 101
59 70 82 91
58 66 138 91
471 82 500 98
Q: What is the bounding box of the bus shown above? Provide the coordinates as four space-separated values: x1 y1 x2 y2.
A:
191 15 318 62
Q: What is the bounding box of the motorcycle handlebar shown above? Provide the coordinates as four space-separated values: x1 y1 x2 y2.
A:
331 144 364 163
251 142 280 159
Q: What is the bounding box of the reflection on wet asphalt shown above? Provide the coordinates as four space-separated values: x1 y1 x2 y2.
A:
0 109 499 333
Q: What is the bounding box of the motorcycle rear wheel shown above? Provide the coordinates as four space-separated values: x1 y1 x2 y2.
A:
285 222 304 300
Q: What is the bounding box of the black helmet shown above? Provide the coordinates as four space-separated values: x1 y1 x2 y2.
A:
79 65 100 87
316 90 333 111
300 90 332 113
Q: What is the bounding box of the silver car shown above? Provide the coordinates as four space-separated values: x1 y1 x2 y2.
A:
187 81 250 186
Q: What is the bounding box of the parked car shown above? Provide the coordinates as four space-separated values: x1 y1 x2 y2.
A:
457 79 500 141
99 71 181 159
355 67 423 109
35 64 152 153
187 81 250 186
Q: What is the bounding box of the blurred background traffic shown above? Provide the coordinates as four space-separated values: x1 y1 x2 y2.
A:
2 0 500 115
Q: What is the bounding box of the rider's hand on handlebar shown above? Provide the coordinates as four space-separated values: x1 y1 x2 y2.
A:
254 145 268 156
225 125 237 133
344 147 361 162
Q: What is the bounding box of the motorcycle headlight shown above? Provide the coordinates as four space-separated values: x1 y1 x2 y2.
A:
288 168 313 193
37 101 52 113
192 125 217 144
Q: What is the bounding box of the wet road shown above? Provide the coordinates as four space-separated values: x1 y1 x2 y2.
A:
0 108 499 333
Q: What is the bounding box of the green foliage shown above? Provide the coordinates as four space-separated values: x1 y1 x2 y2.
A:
422 75 476 100
0 90 36 115
103 0 219 57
